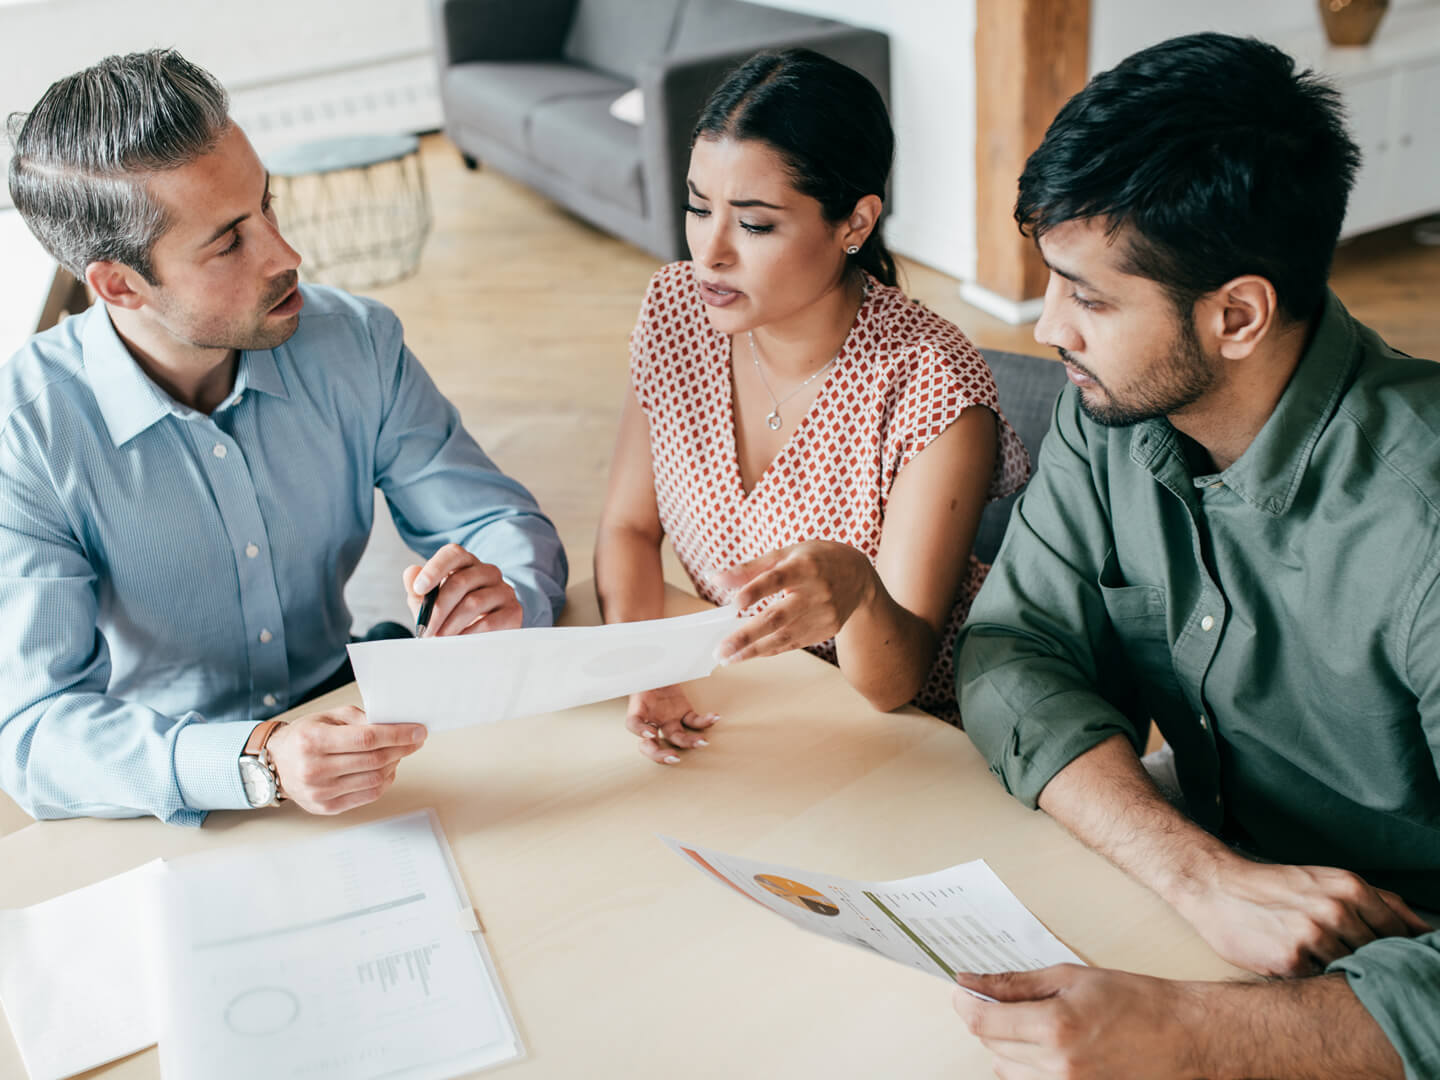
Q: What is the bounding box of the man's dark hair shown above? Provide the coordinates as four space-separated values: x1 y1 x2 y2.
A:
1016 32 1361 324
694 48 897 288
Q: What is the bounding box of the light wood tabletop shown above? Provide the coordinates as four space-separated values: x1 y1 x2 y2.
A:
0 583 1243 1079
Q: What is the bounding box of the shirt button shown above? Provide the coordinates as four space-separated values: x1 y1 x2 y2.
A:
263 693 277 707
1199 714 1209 730
258 628 273 644
212 443 227 459
1201 615 1215 631
1215 793 1223 808
245 543 260 558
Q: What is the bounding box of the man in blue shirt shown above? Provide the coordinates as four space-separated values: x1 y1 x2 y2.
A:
1 50 568 825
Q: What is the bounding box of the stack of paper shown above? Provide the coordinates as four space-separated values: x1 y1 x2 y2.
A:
0 812 520 1080
0 861 162 1080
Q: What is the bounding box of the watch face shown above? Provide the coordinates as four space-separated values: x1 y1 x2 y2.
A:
239 757 277 807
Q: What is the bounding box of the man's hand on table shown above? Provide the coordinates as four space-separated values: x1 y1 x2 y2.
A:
952 964 1405 1080
953 965 1208 1079
1172 850 1432 977
266 707 427 814
404 543 522 637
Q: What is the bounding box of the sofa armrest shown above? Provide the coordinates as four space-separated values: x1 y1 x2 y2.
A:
430 0 579 67
638 24 890 261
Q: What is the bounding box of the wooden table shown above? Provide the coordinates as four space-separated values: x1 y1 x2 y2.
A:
0 584 1242 1079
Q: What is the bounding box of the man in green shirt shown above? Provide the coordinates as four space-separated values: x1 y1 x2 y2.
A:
954 32 1439 1080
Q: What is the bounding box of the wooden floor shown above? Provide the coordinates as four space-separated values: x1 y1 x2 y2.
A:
0 134 1435 838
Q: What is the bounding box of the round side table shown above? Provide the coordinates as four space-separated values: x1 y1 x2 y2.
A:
265 134 432 291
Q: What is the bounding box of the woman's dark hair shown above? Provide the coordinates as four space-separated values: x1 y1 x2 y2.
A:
1016 32 1361 324
693 48 897 287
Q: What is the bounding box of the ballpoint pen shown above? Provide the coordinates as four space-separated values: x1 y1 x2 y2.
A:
415 585 440 637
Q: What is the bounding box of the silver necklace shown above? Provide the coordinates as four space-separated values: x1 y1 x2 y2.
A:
748 331 839 431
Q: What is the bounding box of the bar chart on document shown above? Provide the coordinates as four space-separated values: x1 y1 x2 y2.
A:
356 943 441 997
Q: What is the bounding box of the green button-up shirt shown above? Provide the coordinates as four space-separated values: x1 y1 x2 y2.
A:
957 292 1440 1078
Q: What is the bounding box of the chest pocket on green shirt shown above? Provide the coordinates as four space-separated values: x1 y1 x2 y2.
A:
1097 547 1184 723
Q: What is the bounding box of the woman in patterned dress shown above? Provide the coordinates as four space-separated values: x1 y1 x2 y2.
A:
595 49 1029 763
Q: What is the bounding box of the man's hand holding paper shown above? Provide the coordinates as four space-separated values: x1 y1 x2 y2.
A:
266 707 428 815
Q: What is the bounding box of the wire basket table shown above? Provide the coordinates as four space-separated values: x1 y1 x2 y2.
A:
265 134 432 291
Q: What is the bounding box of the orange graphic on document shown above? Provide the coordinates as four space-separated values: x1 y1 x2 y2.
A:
753 874 841 917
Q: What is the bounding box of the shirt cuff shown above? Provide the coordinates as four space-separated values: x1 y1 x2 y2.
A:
173 719 258 812
1328 932 1440 1080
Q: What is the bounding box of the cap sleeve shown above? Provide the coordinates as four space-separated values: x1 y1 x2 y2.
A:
885 341 1031 502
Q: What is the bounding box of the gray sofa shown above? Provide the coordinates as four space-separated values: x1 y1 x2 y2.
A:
430 0 890 261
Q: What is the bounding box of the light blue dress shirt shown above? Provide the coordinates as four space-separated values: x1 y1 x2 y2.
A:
0 285 567 825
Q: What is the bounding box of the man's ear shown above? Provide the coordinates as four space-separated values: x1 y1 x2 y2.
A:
1200 275 1278 361
84 260 151 311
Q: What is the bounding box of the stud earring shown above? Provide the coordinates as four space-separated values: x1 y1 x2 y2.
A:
845 245 860 255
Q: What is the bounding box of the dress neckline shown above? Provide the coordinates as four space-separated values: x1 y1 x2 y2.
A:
719 274 877 501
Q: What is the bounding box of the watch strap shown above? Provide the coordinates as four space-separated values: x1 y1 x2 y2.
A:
244 719 284 757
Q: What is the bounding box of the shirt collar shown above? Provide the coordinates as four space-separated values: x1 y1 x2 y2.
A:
84 304 173 447
232 347 289 403
84 304 289 447
1130 289 1358 516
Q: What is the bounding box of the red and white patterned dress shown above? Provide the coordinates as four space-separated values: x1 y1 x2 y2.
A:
630 261 1030 720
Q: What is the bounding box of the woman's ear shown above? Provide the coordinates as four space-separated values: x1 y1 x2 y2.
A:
842 194 883 252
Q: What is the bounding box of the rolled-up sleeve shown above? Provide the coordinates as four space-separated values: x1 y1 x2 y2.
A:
1328 932 1440 1079
0 434 252 824
366 301 568 627
1331 567 1440 1075
956 387 1145 806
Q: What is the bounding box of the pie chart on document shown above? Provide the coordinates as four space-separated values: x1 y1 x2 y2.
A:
753 874 842 917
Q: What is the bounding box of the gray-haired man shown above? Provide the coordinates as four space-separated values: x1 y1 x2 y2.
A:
1 51 567 824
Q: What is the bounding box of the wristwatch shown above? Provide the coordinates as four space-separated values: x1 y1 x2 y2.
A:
239 719 286 808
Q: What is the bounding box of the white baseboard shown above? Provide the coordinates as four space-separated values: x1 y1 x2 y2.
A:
958 281 1045 325
230 53 443 160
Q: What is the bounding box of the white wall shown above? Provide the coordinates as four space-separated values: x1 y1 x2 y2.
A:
0 0 436 207
1090 0 1434 73
761 0 979 282
0 0 432 120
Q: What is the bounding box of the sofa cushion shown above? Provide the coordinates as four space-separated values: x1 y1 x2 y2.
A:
529 95 646 216
670 0 836 56
442 61 630 158
562 0 684 82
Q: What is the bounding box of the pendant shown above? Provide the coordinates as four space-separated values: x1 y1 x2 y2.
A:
766 411 783 431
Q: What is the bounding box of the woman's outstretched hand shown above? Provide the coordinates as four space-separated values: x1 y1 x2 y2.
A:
625 685 719 765
712 541 876 663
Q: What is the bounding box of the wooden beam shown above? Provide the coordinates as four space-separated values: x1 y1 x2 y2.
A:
974 0 1091 306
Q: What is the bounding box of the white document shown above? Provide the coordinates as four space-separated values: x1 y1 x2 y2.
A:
155 811 521 1080
348 606 741 730
0 860 163 1080
662 838 1082 994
